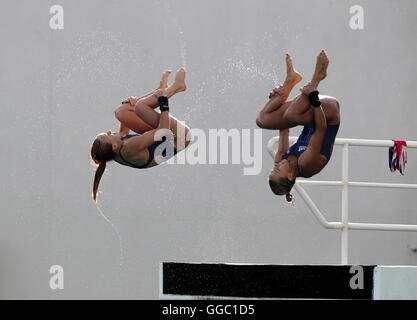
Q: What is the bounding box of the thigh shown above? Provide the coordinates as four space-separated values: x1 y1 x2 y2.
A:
285 97 340 127
294 96 340 126
115 104 154 133
259 101 300 130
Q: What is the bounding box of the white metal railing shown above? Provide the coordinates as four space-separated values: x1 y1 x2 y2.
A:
267 136 417 264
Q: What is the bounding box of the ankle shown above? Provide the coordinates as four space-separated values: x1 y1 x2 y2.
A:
310 79 319 89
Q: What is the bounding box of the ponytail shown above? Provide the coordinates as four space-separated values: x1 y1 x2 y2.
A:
92 162 106 203
285 192 293 203
90 136 114 203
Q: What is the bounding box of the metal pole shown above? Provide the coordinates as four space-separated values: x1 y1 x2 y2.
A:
341 144 349 264
276 136 417 148
347 222 417 232
294 183 343 229
296 180 417 189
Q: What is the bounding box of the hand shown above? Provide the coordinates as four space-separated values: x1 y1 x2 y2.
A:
269 85 285 99
122 96 139 106
299 82 316 96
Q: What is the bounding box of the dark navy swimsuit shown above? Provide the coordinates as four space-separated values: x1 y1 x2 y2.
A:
115 133 178 169
282 123 340 176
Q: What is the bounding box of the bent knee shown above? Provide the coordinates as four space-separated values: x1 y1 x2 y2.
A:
184 126 192 147
330 98 340 121
256 114 266 128
256 113 274 129
114 105 125 120
331 98 340 111
323 97 340 124
322 96 340 111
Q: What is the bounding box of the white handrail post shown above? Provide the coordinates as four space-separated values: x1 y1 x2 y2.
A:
341 143 349 264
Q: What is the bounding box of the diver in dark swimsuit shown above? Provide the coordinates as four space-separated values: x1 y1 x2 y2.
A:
256 50 340 202
90 68 191 202
116 133 177 169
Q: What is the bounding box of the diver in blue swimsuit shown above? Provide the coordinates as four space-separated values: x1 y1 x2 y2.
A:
256 50 340 202
115 133 178 169
90 68 191 203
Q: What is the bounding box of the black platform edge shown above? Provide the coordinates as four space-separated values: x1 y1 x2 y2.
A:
161 262 376 300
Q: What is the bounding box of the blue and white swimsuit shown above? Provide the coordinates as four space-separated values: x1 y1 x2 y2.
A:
282 123 340 175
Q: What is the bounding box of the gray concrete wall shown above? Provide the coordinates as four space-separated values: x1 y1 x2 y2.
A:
0 0 416 299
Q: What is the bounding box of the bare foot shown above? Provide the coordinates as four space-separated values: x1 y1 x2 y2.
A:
172 67 187 93
158 70 172 89
312 50 329 85
284 53 302 86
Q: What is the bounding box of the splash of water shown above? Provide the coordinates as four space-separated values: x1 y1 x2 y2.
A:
224 58 280 83
95 204 124 277
286 196 304 221
162 1 187 68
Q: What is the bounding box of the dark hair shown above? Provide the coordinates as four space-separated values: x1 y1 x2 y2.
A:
90 137 115 203
268 176 295 203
